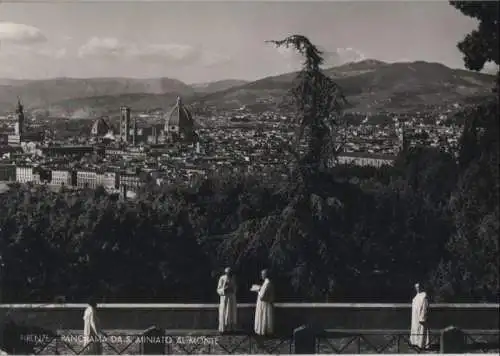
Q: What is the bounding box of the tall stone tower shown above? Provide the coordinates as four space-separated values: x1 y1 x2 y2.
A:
14 98 25 136
120 106 131 143
395 118 408 153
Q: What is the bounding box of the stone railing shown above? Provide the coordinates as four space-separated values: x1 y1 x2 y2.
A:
1 304 499 354
0 303 498 332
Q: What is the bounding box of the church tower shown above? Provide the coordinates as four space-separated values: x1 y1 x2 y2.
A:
119 106 131 143
395 118 408 153
14 97 25 137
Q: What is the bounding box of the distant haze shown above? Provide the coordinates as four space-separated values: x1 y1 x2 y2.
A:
0 1 496 83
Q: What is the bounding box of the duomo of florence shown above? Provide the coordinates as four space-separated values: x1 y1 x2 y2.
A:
90 96 197 146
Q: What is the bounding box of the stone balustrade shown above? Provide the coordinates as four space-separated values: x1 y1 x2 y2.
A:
0 303 498 332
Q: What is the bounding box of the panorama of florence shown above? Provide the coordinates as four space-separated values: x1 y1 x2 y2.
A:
0 0 499 355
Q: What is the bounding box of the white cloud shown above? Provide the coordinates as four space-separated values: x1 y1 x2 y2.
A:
0 22 47 44
482 61 499 75
78 37 230 67
78 37 127 57
324 47 366 67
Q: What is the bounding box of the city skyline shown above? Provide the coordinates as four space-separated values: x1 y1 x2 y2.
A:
0 0 497 83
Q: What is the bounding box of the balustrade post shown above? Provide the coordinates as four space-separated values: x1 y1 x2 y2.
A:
141 326 166 355
440 326 466 353
293 325 317 354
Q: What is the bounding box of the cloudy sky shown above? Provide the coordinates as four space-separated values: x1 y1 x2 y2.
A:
0 0 488 83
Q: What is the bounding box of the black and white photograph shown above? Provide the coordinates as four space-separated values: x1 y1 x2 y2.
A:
0 0 498 354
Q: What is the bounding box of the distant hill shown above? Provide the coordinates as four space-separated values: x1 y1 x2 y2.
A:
0 60 495 116
194 60 496 112
191 79 249 94
0 77 248 115
0 77 194 113
38 93 187 119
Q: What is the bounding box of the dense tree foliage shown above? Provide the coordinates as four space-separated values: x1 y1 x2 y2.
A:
0 130 497 303
450 1 499 90
450 1 499 70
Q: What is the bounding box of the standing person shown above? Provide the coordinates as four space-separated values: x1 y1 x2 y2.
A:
410 283 430 349
217 267 238 333
251 269 274 336
83 298 103 355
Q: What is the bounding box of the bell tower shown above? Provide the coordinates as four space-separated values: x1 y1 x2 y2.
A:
395 119 408 153
120 106 131 143
14 97 25 137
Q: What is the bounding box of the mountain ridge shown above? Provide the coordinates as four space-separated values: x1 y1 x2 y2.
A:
192 59 495 112
0 59 495 116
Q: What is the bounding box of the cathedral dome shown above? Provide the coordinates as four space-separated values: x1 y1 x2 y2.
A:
164 96 193 134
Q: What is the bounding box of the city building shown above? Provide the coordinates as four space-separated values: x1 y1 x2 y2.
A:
40 145 94 157
335 152 396 167
16 166 34 183
7 135 21 146
105 148 126 158
119 173 142 191
96 171 119 191
77 170 98 189
51 169 76 186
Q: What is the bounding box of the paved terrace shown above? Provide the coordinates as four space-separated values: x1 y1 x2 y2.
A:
1 303 499 354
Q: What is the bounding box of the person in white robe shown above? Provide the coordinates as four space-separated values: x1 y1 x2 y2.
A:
83 298 102 355
410 283 430 349
252 269 274 336
217 267 238 332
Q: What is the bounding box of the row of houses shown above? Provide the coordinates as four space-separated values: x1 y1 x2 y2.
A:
0 164 143 191
335 152 397 167
0 152 396 191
